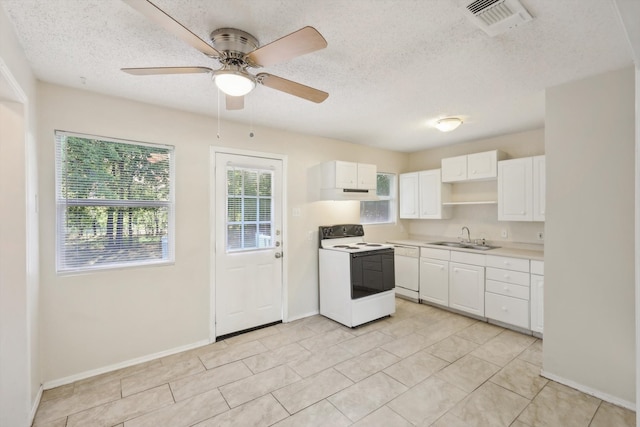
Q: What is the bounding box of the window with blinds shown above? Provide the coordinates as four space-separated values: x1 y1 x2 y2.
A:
55 131 175 272
226 166 274 251
360 172 397 224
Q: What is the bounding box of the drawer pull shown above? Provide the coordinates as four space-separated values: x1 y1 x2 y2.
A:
503 286 509 291
501 306 508 312
504 274 510 279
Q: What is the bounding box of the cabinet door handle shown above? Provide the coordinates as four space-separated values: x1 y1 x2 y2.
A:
454 268 459 273
440 266 444 270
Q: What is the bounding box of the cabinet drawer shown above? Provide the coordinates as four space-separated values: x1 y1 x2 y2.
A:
486 280 529 300
531 260 544 275
421 247 450 261
485 293 529 329
450 250 485 266
485 255 529 272
486 268 530 287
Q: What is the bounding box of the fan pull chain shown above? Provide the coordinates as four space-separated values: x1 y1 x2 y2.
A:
216 88 221 139
249 94 255 138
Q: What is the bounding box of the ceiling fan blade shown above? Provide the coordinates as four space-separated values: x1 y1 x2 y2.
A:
122 66 213 75
226 95 244 110
246 26 327 68
122 0 221 58
257 73 328 103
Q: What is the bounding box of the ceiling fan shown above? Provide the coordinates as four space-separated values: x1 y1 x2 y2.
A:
120 0 329 110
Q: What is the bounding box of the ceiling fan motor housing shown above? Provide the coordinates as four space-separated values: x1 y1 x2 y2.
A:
210 28 260 66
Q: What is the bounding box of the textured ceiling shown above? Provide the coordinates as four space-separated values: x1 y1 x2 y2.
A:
0 0 634 152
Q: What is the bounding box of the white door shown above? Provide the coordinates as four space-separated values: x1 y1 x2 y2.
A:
533 155 546 221
399 172 419 218
419 258 449 306
449 262 485 316
215 152 283 337
498 157 533 221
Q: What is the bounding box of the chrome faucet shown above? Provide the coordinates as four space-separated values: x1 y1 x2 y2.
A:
461 226 471 243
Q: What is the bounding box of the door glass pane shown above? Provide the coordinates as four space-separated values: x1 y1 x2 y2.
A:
226 166 274 252
259 198 271 221
244 198 257 221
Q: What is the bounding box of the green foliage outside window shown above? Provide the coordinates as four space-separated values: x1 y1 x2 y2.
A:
56 133 174 271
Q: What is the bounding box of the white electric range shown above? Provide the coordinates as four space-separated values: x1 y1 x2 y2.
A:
318 224 396 327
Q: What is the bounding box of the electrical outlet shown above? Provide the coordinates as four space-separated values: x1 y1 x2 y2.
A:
500 229 508 239
537 231 544 241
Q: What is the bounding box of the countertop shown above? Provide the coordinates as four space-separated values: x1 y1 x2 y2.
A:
388 237 544 261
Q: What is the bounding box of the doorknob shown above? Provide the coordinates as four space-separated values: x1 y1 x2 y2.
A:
275 252 283 259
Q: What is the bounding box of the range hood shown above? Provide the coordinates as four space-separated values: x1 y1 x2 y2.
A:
320 187 379 201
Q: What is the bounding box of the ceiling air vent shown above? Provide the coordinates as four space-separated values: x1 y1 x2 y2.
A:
464 0 533 36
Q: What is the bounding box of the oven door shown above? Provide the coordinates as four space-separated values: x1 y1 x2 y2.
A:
350 248 395 299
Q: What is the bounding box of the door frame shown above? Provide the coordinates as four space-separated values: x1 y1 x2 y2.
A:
209 146 288 342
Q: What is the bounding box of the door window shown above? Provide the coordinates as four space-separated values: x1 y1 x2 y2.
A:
226 166 274 251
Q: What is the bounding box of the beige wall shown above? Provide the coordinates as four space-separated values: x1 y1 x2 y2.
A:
405 129 545 246
0 3 41 425
37 82 409 383
545 67 635 404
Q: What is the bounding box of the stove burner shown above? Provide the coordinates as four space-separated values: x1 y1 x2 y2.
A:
333 245 359 249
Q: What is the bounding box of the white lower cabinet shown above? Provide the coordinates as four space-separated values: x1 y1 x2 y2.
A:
485 293 530 328
530 260 544 334
484 255 530 330
419 248 450 306
449 251 485 317
415 247 543 333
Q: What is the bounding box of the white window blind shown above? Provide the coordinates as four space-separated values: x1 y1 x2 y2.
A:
360 172 396 224
55 131 175 272
226 165 274 252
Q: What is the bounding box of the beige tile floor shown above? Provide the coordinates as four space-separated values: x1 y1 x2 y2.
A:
33 298 636 427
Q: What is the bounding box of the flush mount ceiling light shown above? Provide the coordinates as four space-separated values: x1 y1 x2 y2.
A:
213 65 256 97
435 117 463 132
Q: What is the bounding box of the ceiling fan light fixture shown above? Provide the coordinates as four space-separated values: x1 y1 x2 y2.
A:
214 69 256 96
435 117 463 132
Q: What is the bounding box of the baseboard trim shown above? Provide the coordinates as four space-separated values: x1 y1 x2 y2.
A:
540 370 636 411
286 310 319 323
30 385 43 424
43 339 210 390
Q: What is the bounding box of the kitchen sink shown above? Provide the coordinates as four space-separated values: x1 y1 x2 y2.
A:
428 241 500 251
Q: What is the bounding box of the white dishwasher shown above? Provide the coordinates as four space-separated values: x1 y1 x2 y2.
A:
393 245 420 301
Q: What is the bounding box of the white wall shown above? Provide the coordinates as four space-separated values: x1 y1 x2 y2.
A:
545 66 635 406
0 3 41 425
37 82 409 384
405 129 545 246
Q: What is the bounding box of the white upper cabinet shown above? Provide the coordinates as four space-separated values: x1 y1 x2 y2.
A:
441 155 467 182
399 172 419 219
533 155 546 221
419 170 451 219
357 163 377 190
399 169 451 219
498 157 533 221
498 155 545 222
442 150 505 182
322 160 376 190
